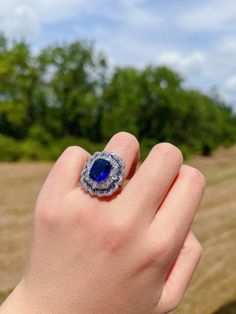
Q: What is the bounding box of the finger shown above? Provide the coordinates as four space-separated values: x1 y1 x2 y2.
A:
104 132 140 181
149 165 205 260
123 143 183 220
39 146 89 199
156 231 202 313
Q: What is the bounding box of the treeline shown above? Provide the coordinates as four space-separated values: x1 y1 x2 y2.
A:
0 33 236 160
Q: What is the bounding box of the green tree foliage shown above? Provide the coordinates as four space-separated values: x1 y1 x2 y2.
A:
36 42 107 140
0 33 235 160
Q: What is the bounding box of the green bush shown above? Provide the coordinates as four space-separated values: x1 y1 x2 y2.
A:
140 138 158 160
0 135 22 161
28 125 53 145
0 134 106 162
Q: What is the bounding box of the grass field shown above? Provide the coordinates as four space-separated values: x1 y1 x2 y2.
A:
0 146 236 313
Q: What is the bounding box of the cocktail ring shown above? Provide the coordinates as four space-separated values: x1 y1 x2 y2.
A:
80 151 125 197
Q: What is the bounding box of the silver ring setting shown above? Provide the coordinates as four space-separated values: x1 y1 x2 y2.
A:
80 151 125 197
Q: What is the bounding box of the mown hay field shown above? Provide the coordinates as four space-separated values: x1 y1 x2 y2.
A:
0 146 236 313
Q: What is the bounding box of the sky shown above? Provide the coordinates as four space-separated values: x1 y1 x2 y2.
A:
1 0 236 108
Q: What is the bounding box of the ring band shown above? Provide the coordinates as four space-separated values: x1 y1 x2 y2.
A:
80 151 125 197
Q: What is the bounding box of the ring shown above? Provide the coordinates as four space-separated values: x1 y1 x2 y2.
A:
80 151 125 197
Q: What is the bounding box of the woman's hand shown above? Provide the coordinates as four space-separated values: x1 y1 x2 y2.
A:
1 132 205 314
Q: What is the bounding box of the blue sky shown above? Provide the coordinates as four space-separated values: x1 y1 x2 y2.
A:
1 0 236 108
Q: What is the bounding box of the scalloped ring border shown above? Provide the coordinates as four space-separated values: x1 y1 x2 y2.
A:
80 151 125 197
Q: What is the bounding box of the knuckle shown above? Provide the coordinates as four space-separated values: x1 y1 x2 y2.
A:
152 143 183 164
35 205 61 231
182 165 206 188
156 237 171 256
71 204 95 225
148 234 174 264
103 217 135 252
109 217 134 237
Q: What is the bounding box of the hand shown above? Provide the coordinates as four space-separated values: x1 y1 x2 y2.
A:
1 132 205 314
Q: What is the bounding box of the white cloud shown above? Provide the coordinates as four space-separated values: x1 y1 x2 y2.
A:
85 0 163 29
225 76 236 92
0 5 40 41
216 38 236 71
0 0 162 43
156 47 236 109
158 51 206 77
122 7 163 29
0 0 87 41
75 1 164 67
116 2 163 28
0 0 86 24
177 0 236 31
218 38 236 56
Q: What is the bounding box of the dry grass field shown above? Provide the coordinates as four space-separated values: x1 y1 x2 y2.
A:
0 146 236 313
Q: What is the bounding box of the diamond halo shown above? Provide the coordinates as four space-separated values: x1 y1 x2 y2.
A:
80 151 125 197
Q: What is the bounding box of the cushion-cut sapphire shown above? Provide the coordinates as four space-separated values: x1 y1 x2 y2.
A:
89 158 112 182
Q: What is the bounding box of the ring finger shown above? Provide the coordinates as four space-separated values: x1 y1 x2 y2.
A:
104 132 140 182
77 132 139 204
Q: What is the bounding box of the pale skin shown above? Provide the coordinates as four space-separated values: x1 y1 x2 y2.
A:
0 132 205 314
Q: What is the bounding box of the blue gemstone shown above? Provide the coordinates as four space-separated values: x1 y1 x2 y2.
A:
89 158 112 182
